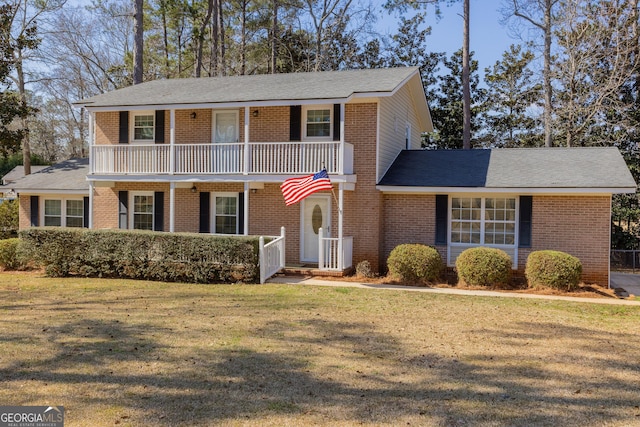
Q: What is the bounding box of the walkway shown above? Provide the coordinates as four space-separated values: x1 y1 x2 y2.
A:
269 275 640 306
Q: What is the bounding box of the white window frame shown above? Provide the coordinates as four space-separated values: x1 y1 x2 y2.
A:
448 194 519 269
130 110 155 143
41 197 84 228
211 192 239 234
130 191 155 230
212 110 240 143
302 105 333 141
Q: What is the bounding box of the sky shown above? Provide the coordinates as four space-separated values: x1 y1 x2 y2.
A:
377 0 517 74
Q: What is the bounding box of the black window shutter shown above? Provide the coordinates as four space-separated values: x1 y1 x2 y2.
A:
199 192 210 233
118 191 128 229
83 197 89 228
289 105 301 141
155 110 165 143
435 194 448 245
519 196 533 248
30 196 39 226
238 192 244 235
333 104 341 141
154 192 164 232
119 111 129 144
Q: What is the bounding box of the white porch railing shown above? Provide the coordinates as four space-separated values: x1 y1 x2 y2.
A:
318 228 353 271
91 142 353 175
259 227 286 284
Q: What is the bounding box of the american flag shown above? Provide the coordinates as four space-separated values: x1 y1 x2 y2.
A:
280 169 332 206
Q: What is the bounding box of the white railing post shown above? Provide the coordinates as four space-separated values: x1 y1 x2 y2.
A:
318 227 324 270
244 107 250 175
259 236 266 284
170 109 175 174
280 226 286 268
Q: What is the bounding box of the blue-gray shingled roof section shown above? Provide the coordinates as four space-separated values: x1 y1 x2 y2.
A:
378 147 637 190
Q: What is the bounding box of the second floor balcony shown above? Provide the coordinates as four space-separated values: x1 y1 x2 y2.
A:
90 141 354 176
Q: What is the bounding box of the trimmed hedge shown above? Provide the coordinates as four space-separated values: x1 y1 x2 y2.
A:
525 250 582 291
19 228 260 283
387 244 443 284
456 247 512 287
0 238 20 270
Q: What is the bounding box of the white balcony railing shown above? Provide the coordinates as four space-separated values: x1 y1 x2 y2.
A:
91 141 353 175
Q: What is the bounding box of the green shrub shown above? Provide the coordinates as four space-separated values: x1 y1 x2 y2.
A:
387 244 443 284
355 260 375 278
0 200 18 239
525 250 582 291
0 238 20 270
18 228 260 283
455 247 512 287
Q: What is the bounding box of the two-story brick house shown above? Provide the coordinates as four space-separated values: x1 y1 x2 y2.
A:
12 67 637 285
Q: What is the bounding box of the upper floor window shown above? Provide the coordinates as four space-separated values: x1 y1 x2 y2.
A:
132 111 155 142
43 198 84 227
213 110 239 143
303 105 332 140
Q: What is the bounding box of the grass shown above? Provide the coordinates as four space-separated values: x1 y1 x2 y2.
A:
1 272 640 426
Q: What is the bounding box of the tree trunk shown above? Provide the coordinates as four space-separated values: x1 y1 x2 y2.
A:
133 0 144 84
462 0 471 149
543 0 552 147
240 0 247 75
195 0 214 78
271 0 278 73
211 0 219 76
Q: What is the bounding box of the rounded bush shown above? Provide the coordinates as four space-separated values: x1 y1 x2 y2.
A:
525 250 582 291
355 260 375 278
387 244 443 284
456 247 512 287
0 238 20 270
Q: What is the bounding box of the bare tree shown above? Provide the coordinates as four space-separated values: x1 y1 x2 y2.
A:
553 0 639 147
507 0 560 147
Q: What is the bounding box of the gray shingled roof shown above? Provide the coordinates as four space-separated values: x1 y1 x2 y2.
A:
8 158 89 193
77 67 420 108
378 148 637 191
1 165 48 185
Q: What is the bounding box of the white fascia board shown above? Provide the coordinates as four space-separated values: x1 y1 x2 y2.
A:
88 174 358 184
14 189 89 195
376 185 637 195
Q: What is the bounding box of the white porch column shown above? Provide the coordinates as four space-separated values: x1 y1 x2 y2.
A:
88 111 94 173
243 182 249 235
88 181 94 229
338 182 344 270
170 109 175 174
169 182 175 232
340 103 345 174
244 107 250 175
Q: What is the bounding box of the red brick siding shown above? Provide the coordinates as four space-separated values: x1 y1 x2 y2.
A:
518 195 611 285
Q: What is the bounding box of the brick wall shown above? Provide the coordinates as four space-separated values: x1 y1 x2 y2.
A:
18 195 31 229
381 194 447 270
382 193 612 285
518 195 611 285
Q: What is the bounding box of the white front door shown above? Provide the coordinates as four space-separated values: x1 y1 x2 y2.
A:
301 195 331 263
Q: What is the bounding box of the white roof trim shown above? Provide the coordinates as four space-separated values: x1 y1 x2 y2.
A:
376 185 636 195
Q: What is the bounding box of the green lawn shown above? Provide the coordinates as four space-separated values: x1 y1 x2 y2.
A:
1 272 640 426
